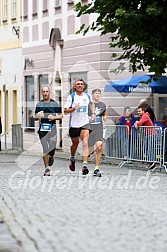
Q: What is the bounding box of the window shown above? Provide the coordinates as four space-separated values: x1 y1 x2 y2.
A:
3 0 8 20
32 0 37 16
159 97 167 120
81 14 89 30
67 0 74 3
43 0 48 12
11 0 17 18
81 0 88 3
26 76 35 128
55 0 61 8
23 0 28 18
39 74 48 99
67 15 75 34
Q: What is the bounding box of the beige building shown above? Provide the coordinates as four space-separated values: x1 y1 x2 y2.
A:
1 0 164 151
22 0 118 152
0 0 22 148
22 0 161 153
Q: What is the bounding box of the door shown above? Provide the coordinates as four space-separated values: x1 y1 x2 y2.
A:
159 97 167 120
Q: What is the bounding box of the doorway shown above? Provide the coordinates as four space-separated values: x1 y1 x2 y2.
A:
159 97 167 120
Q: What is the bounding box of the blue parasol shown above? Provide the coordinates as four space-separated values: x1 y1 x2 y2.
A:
104 75 167 94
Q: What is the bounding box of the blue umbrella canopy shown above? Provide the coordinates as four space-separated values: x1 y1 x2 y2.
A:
104 75 167 94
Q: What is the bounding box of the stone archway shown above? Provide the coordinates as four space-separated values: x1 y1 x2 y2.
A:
49 28 63 148
49 28 63 49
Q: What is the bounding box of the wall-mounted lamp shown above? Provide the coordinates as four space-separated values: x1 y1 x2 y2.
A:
57 39 64 47
55 71 61 83
12 26 20 38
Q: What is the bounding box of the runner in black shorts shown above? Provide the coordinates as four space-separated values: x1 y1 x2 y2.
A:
69 124 90 138
64 79 95 175
88 88 107 177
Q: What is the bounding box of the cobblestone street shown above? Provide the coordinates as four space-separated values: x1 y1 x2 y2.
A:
0 153 167 252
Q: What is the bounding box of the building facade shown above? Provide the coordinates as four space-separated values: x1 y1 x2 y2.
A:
0 0 22 148
1 0 165 152
22 0 126 152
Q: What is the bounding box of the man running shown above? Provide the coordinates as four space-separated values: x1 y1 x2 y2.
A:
34 86 63 176
88 88 107 177
64 79 95 175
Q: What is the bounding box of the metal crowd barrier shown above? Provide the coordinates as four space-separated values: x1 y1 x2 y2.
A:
162 128 167 172
130 126 163 170
12 124 23 150
105 125 165 171
105 125 130 167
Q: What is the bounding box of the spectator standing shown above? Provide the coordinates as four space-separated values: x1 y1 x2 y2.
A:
134 105 156 169
139 99 156 122
117 106 136 158
118 106 136 129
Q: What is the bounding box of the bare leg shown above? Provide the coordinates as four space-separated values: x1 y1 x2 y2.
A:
43 154 49 168
70 137 79 157
95 141 103 167
80 129 89 163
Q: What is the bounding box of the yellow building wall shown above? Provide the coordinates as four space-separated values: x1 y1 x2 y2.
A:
12 89 17 124
0 0 22 49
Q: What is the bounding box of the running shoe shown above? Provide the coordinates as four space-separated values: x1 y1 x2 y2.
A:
69 159 75 171
93 169 102 177
49 156 54 166
82 166 89 175
43 168 51 176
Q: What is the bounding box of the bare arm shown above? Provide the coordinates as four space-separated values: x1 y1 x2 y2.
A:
90 102 96 119
64 103 80 115
48 114 63 121
33 111 44 121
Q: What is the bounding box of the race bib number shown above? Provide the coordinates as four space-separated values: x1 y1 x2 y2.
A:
76 106 86 113
40 123 52 131
91 116 102 124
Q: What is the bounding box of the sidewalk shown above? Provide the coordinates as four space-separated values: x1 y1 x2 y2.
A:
0 148 69 159
0 148 113 165
0 148 166 173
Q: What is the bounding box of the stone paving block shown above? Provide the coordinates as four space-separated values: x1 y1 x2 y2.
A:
0 155 167 252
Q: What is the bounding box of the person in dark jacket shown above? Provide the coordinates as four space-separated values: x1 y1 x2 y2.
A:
139 99 156 122
118 106 136 129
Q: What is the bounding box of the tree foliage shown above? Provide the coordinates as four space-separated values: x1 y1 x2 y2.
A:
75 0 167 76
